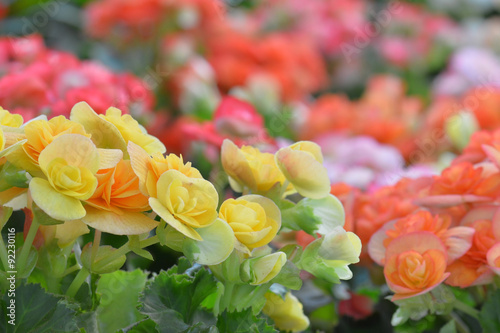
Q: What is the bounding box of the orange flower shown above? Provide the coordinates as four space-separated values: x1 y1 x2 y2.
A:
369 211 474 266
384 232 450 300
300 95 355 140
82 159 158 235
446 219 497 287
464 87 500 130
429 162 500 198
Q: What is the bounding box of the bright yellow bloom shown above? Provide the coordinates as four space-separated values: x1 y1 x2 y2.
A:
275 141 330 199
263 292 310 333
148 169 218 241
70 102 165 156
128 141 202 197
29 134 122 221
221 139 289 194
219 195 280 251
0 107 23 127
7 116 90 176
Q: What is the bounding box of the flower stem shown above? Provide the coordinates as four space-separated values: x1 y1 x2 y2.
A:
63 264 81 277
66 267 90 298
17 216 39 273
0 235 9 271
220 282 235 312
454 299 479 319
90 230 101 267
139 235 159 248
95 242 130 268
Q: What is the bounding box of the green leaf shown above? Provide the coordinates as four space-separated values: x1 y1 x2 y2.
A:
0 162 29 191
216 308 277 333
281 195 345 235
479 289 500 332
439 320 457 333
0 283 78 333
139 259 218 333
128 235 154 261
32 202 64 226
0 206 13 231
96 269 148 333
268 261 302 290
281 204 319 235
122 319 159 333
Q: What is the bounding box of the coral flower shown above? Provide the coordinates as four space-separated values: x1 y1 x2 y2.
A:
384 232 450 300
369 211 474 265
446 219 497 287
83 159 158 235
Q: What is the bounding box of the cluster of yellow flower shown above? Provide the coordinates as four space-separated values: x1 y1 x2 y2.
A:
0 102 362 332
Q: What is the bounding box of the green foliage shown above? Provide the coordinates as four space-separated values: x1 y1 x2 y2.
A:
0 283 78 332
216 308 277 333
479 289 500 332
95 269 148 333
139 259 218 332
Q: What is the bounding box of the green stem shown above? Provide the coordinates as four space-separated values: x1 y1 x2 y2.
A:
280 180 290 199
66 267 90 298
95 242 130 268
90 230 101 267
63 264 81 277
0 236 9 271
449 312 470 333
454 299 480 319
220 282 235 312
17 216 39 273
139 235 159 248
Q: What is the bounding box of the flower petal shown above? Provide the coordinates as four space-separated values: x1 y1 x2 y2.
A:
82 206 158 235
29 178 86 221
149 197 202 241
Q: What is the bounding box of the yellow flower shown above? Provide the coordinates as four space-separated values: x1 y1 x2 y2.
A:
29 134 122 221
263 292 310 333
219 195 281 251
70 102 165 156
148 169 218 241
275 141 330 199
128 141 202 197
7 116 90 176
0 107 23 127
0 127 4 152
221 139 288 194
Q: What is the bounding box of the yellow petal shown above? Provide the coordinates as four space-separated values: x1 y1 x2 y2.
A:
54 219 90 247
29 178 86 221
128 141 151 194
221 139 257 191
82 206 159 235
70 102 128 156
97 148 123 170
275 147 330 199
38 134 99 174
149 197 202 241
